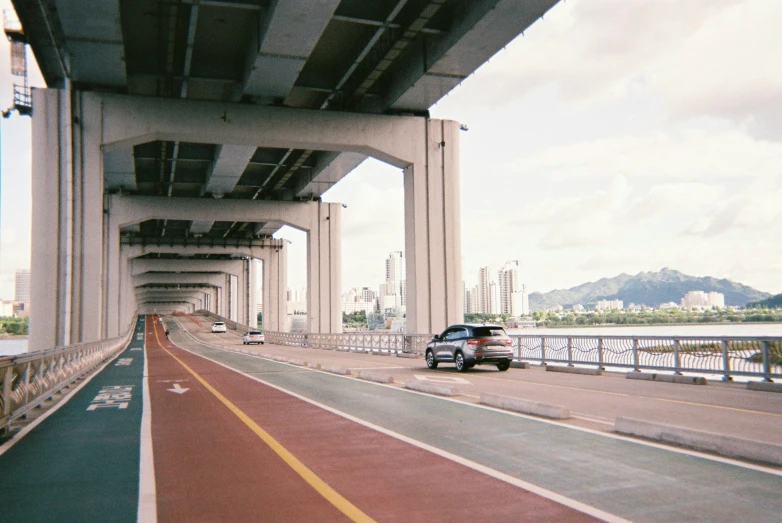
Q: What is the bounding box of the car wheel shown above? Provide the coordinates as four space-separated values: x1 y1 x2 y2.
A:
455 352 468 372
497 360 510 371
260 342 264 345
426 350 438 369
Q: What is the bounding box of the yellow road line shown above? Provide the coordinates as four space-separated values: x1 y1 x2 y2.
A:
152 323 375 523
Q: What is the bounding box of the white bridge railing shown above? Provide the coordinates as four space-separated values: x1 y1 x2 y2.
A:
192 312 780 381
264 329 781 381
514 334 781 381
1 321 136 435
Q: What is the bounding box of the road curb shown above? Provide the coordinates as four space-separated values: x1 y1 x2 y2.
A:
321 365 351 376
747 381 782 393
357 371 394 384
626 372 708 385
510 361 530 369
480 393 570 419
404 379 458 396
614 417 782 466
546 366 602 376
397 352 420 359
288 359 307 366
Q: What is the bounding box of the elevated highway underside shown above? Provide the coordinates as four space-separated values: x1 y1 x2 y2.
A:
1 316 780 522
16 0 563 350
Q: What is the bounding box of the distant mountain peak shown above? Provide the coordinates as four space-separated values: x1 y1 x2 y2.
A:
529 268 770 311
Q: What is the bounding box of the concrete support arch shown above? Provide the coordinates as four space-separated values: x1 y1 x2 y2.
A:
29 88 461 350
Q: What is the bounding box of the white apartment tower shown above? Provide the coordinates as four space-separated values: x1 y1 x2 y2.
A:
15 269 31 302
477 267 493 314
380 251 406 310
498 260 528 316
680 291 725 309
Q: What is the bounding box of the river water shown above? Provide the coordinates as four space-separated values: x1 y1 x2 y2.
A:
508 323 782 337
0 338 29 357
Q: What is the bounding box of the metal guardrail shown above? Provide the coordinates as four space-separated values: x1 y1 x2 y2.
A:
514 334 782 381
1 321 137 434
264 331 431 355
190 311 780 381
261 329 781 382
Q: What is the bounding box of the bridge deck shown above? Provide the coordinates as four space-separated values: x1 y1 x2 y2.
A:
1 315 780 522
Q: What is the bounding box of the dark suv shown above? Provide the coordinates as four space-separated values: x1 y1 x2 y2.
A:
426 324 513 372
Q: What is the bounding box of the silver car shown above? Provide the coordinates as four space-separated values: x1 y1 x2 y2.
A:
426 324 513 372
242 330 265 345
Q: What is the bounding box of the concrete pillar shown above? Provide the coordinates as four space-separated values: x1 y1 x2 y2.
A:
249 259 260 328
307 202 341 334
262 244 287 332
30 89 106 351
404 119 464 335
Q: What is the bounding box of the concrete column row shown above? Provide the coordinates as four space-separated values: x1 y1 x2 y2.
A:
29 88 463 351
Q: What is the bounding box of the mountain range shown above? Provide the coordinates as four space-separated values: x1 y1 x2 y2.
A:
528 268 771 311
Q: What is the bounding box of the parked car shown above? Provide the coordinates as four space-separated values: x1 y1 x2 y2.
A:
211 321 227 333
425 324 513 372
243 330 265 345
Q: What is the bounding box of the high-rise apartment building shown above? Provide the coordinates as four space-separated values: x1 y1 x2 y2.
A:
477 267 493 314
15 269 30 302
380 251 406 310
595 299 623 311
680 291 724 309
498 260 529 316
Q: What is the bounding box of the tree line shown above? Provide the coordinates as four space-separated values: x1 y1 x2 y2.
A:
1 316 29 335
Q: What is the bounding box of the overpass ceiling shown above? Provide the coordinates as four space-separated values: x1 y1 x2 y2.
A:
133 252 241 261
13 0 558 244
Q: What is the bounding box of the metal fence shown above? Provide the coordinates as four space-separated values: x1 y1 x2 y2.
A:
191 311 780 381
1 322 136 434
262 328 781 382
514 334 781 381
264 331 432 355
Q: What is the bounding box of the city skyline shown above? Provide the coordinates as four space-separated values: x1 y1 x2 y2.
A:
1 0 781 302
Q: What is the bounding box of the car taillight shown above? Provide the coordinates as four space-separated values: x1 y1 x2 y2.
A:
467 339 484 345
503 339 512 345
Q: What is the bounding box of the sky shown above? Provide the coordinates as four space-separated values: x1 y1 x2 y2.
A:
1 0 781 301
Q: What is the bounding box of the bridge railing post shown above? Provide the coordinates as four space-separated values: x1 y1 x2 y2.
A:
762 341 772 382
2 365 13 418
633 339 640 372
541 337 547 366
567 337 574 367
673 340 682 375
597 338 605 370
721 340 732 381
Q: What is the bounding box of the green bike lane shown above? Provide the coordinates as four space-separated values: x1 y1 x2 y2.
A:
169 323 782 523
0 317 148 523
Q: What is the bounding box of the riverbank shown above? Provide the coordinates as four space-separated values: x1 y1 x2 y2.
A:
0 334 28 340
540 321 782 330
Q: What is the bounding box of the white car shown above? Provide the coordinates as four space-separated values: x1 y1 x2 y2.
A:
242 330 265 345
211 321 227 333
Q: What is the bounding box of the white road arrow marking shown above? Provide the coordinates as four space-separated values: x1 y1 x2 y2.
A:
167 383 190 394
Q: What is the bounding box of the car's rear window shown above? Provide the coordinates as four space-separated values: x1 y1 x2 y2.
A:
249 331 262 335
472 327 507 337
214 322 225 326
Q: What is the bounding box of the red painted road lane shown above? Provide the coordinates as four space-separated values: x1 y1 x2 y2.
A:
146 319 349 522
147 318 601 522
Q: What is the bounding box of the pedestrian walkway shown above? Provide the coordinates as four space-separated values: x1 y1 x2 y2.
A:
0 318 147 522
